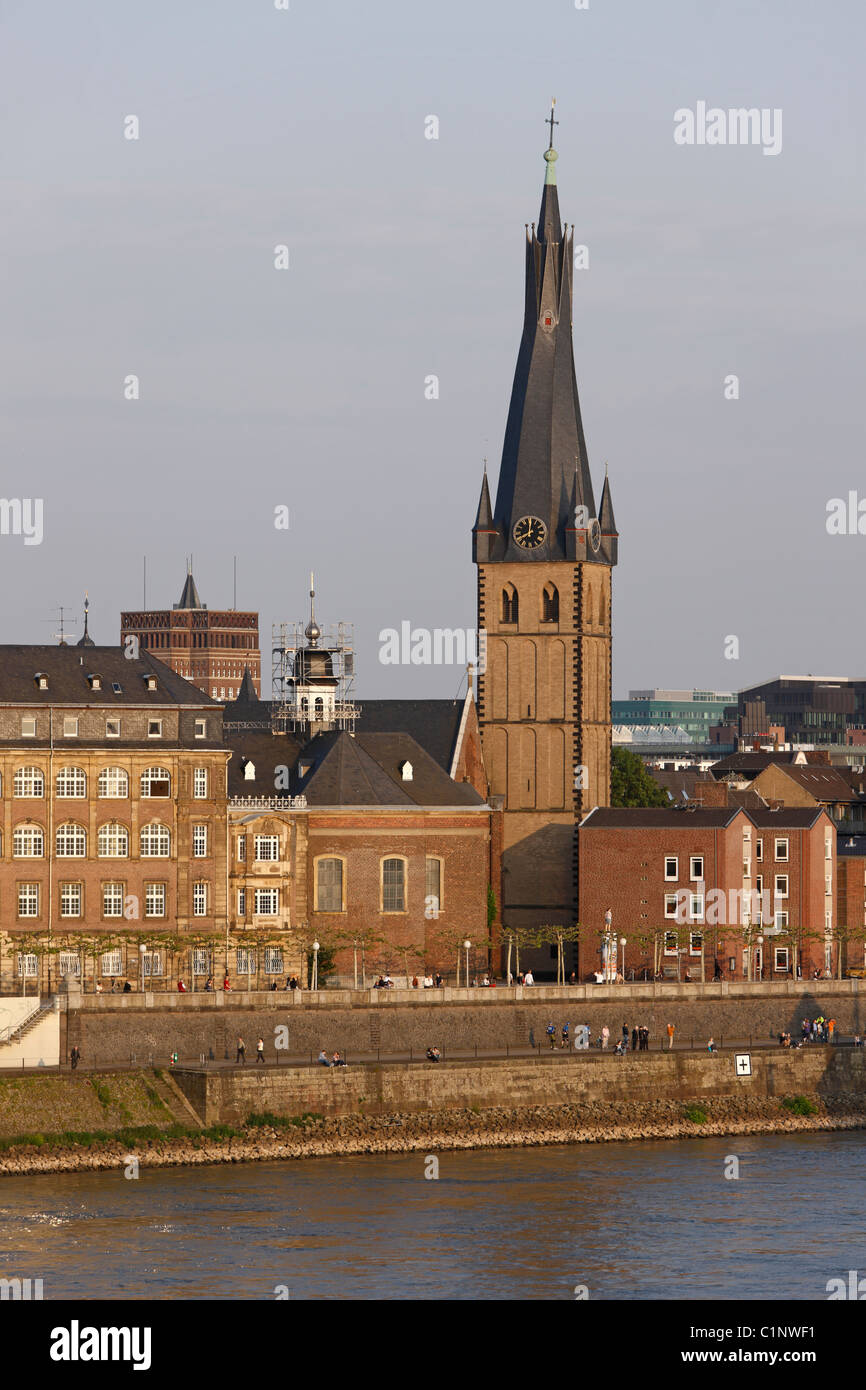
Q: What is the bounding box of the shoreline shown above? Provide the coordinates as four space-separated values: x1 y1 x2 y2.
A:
1 1099 864 1177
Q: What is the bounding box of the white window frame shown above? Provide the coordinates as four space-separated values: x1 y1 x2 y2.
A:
21 716 36 738
59 949 81 975
381 856 407 914
14 766 44 798
254 888 279 916
237 888 246 917
689 931 704 955
192 825 208 858
105 718 121 739
775 910 789 929
756 839 763 862
192 946 211 976
17 884 39 919
98 767 129 799
265 947 284 975
60 883 82 919
237 835 246 862
192 882 208 917
140 823 170 858
101 949 123 977
98 822 129 858
56 766 86 798
145 882 166 919
774 874 789 899
663 930 678 956
254 834 279 862
17 951 38 976
141 767 171 798
664 856 678 881
194 719 207 739
13 825 44 858
774 947 789 972
62 716 78 738
193 768 208 799
147 719 163 739
102 883 124 919
775 838 789 862
56 823 86 858
689 856 704 882
664 892 678 919
236 947 256 977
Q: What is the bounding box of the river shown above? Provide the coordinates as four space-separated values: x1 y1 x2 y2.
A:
1 1130 864 1300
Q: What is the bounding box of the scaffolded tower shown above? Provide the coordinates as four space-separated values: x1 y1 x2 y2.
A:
271 574 358 737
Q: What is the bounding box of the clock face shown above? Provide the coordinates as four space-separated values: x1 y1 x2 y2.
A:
513 516 547 550
589 518 602 553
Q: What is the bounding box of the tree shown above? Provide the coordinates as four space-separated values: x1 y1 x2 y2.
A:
536 924 582 984
610 748 668 808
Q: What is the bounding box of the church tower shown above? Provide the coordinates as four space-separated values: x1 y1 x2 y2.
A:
473 108 618 939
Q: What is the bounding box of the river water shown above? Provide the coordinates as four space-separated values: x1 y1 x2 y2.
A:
1 1131 864 1300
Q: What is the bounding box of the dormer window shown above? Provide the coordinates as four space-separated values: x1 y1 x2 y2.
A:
143 674 158 692
400 760 414 781
243 761 256 781
34 673 48 690
87 674 101 690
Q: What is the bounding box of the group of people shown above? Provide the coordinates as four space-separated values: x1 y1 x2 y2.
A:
425 1046 442 1062
801 1016 836 1043
235 1035 266 1064
317 1050 347 1067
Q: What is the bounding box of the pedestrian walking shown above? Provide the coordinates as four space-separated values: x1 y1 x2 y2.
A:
529 1027 536 1050
256 1037 265 1064
829 1018 836 1044
622 1023 629 1046
666 1022 675 1050
236 1035 246 1064
601 1025 610 1049
631 1026 638 1052
561 1022 570 1049
546 1022 556 1049
70 1045 80 1071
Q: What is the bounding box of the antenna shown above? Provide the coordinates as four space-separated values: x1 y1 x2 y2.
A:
233 555 237 610
143 556 147 609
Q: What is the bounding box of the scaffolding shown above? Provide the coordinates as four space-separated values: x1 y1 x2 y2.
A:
271 619 359 736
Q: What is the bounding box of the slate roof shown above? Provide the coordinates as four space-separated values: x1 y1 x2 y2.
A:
0 646 217 707
710 751 803 778
300 732 483 807
777 766 859 802
581 808 742 829
222 693 467 775
748 808 830 829
837 834 866 858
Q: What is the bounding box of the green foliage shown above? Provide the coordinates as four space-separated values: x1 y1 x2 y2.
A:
610 748 669 808
306 945 336 988
782 1095 818 1116
487 884 497 930
90 1079 112 1108
245 1110 323 1131
683 1103 708 1124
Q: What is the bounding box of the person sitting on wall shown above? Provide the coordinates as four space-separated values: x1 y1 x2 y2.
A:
707 1037 717 1054
423 975 434 988
434 972 443 988
412 976 419 988
318 1050 332 1066
289 976 299 990
332 1051 347 1067
223 975 231 991
425 1046 441 1062
204 976 214 992
176 979 187 993
123 980 132 993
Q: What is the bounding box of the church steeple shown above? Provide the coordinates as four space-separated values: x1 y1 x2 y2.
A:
479 109 611 567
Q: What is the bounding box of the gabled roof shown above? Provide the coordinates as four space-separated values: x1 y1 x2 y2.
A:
357 699 467 774
0 646 217 707
301 732 483 807
581 807 743 829
748 807 831 829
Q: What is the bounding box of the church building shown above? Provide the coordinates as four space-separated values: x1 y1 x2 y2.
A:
473 110 617 943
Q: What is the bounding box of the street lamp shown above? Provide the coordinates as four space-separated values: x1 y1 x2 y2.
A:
139 943 147 993
312 939 320 992
463 938 471 988
603 909 613 981
756 934 764 982
619 936 627 981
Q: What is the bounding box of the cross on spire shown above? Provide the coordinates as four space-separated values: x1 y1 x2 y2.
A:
546 99 558 149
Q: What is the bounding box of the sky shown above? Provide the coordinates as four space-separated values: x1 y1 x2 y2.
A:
2 0 864 699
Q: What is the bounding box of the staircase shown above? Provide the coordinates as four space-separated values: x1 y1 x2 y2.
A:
0 1001 54 1048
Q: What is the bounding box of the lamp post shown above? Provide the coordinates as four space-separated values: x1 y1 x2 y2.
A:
619 936 627 981
139 943 147 993
463 938 471 989
312 939 320 992
756 933 764 982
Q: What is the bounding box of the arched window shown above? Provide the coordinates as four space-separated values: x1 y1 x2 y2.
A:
13 824 44 858
541 582 559 622
14 766 44 798
314 697 324 720
381 857 407 913
56 766 86 798
315 857 344 912
98 767 129 798
140 822 170 857
140 767 171 798
98 822 129 858
502 584 518 624
299 696 309 718
56 823 86 857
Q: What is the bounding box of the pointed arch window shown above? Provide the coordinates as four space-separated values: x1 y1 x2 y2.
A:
502 584 519 624
541 582 559 623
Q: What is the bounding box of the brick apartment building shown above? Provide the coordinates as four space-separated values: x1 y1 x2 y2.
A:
578 806 836 982
121 568 261 702
0 643 230 993
223 673 501 986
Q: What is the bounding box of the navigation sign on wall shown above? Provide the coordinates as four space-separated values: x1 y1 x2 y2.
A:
735 1053 752 1077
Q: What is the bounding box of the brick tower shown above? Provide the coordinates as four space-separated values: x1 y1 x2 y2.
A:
473 109 618 940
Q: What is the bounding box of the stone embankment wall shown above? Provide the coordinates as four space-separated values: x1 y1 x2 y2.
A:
173 1045 863 1125
64 983 866 1065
